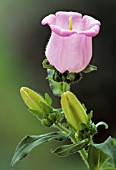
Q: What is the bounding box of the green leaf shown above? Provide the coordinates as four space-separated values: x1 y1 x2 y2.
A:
82 65 97 73
56 111 64 122
101 161 116 170
11 131 67 167
88 145 109 170
94 137 116 167
48 78 70 97
52 139 88 157
88 137 116 170
44 93 52 106
47 69 70 96
112 138 116 146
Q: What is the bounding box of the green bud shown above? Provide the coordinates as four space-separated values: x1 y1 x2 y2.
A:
48 113 56 122
20 87 51 120
61 91 88 131
42 118 53 127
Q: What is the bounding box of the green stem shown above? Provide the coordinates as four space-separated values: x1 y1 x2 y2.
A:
54 122 76 143
55 122 69 134
79 149 89 169
54 122 89 169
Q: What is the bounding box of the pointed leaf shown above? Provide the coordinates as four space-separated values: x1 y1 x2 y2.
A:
82 65 97 73
45 93 52 105
52 139 88 157
11 131 67 167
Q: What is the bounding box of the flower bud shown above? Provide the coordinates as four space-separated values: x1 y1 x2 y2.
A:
20 87 52 120
42 118 53 127
61 91 88 131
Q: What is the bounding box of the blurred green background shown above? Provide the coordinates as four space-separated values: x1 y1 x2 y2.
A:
0 0 116 170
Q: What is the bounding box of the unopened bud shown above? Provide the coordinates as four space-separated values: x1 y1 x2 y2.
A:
20 87 51 120
61 91 88 131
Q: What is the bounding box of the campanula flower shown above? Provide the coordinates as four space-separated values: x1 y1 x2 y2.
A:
42 11 101 73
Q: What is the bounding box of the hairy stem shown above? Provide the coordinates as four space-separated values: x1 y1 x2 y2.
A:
79 149 89 169
54 122 76 143
54 122 89 169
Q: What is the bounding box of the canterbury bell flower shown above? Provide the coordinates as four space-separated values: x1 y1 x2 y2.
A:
61 91 88 131
42 11 101 73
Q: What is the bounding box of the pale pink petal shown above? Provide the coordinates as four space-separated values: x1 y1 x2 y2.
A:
79 25 100 37
41 14 56 25
55 11 82 29
50 24 77 37
45 33 92 73
82 15 101 30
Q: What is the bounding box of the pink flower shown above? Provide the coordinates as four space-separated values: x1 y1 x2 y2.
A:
42 11 101 73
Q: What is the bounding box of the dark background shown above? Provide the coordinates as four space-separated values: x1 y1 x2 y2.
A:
0 0 116 170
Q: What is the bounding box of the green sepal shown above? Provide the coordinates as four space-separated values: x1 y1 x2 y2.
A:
52 139 88 157
82 65 97 73
42 59 55 70
11 131 68 167
28 100 53 120
87 111 93 121
78 122 96 141
44 93 52 106
28 109 43 120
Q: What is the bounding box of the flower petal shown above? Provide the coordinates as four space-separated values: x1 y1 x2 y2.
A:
55 11 82 30
50 24 77 37
45 33 92 73
78 15 101 37
79 25 100 37
56 11 82 18
41 14 56 25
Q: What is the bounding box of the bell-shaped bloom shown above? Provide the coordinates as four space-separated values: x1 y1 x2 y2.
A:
42 11 101 73
61 91 88 131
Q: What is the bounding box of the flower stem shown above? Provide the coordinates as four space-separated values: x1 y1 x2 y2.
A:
55 122 69 134
54 122 89 169
79 149 89 169
54 122 76 143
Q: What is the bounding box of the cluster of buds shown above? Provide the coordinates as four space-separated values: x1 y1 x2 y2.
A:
20 87 97 141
